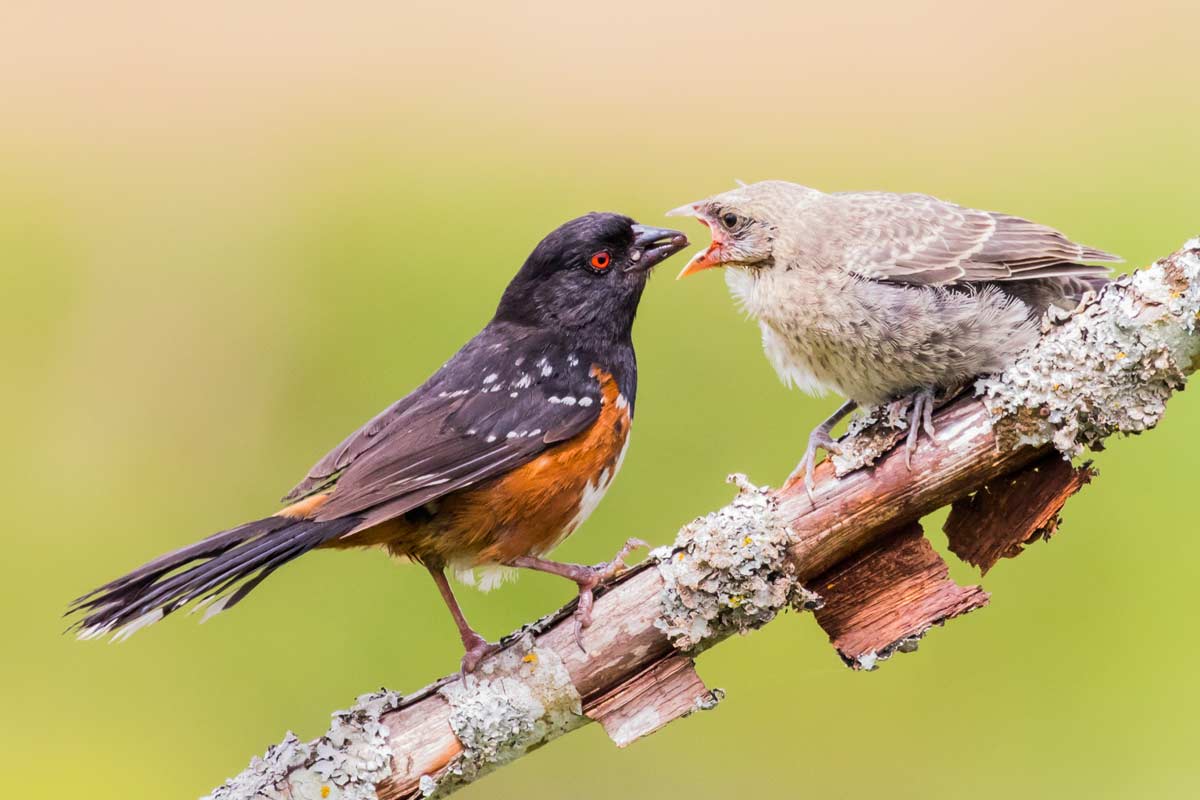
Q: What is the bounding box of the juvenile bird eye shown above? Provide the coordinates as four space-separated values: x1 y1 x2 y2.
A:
721 213 739 229
590 252 611 270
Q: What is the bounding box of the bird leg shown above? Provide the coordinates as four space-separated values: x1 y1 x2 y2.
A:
902 389 938 469
426 565 499 674
788 399 858 501
508 537 649 653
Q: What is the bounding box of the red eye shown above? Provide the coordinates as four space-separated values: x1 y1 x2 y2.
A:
590 251 611 270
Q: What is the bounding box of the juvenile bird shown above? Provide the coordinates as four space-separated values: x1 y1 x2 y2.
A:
668 180 1120 495
69 213 688 671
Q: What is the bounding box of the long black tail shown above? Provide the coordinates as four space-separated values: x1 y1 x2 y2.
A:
67 514 358 641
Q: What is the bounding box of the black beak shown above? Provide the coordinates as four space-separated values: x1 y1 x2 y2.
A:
625 224 690 272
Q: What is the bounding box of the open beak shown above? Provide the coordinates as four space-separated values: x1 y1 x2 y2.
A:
626 224 689 273
666 201 722 279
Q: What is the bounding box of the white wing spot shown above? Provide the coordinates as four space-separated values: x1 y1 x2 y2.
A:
486 434 498 443
541 364 553 377
561 396 577 406
548 396 561 404
510 392 519 398
483 373 498 384
506 431 518 439
578 397 593 407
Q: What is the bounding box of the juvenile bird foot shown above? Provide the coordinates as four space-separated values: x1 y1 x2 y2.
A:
509 537 649 653
787 399 857 503
902 390 938 469
789 428 844 502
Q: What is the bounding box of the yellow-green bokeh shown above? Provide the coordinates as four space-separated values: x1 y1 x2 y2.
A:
4 2 1199 797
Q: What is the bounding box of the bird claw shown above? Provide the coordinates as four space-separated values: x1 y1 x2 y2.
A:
789 428 842 503
903 390 938 469
459 632 500 676
570 537 649 653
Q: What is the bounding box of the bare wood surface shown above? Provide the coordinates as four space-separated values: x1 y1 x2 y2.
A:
584 655 716 747
206 238 1200 800
944 453 1096 573
811 522 990 669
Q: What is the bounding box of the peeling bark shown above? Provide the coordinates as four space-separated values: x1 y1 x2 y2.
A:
585 655 720 747
811 523 989 669
207 238 1200 800
944 454 1096 573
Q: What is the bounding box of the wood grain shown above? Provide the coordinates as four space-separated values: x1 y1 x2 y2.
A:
943 453 1095 573
811 523 989 668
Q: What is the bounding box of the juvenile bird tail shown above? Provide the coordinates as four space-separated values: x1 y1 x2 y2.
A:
67 514 358 641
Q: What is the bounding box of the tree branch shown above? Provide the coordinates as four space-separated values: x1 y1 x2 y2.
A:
206 238 1200 800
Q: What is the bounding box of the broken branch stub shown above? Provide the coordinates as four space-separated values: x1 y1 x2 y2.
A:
810 523 990 670
944 453 1096 574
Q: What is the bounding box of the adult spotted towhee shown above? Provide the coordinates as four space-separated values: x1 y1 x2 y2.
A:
669 180 1119 497
69 212 689 671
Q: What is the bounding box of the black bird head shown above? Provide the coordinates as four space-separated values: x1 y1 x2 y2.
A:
495 213 688 339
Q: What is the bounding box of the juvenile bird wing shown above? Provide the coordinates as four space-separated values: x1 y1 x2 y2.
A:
826 192 1121 286
284 325 606 526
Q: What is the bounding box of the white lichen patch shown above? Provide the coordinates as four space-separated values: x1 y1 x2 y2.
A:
422 636 585 797
204 689 404 800
830 401 913 475
654 474 822 652
979 239 1200 456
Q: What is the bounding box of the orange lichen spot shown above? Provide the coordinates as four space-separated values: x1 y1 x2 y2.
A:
676 552 685 561
1116 352 1127 360
743 536 753 546
321 786 331 798
728 595 744 608
522 652 538 664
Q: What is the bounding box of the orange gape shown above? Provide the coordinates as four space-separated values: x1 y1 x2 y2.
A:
320 367 631 568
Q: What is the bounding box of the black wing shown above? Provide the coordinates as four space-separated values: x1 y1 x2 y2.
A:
286 323 608 527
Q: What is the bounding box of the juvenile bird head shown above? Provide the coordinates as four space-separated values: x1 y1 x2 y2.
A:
667 181 820 279
495 212 688 337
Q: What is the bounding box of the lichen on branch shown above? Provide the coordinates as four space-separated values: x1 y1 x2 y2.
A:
653 473 821 652
980 238 1200 454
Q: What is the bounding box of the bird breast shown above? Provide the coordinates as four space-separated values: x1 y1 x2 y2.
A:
726 264 1040 404
726 264 853 398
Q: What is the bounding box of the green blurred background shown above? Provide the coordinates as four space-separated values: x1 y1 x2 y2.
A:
4 1 1199 797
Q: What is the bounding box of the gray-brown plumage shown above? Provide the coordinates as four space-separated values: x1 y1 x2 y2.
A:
668 180 1121 496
